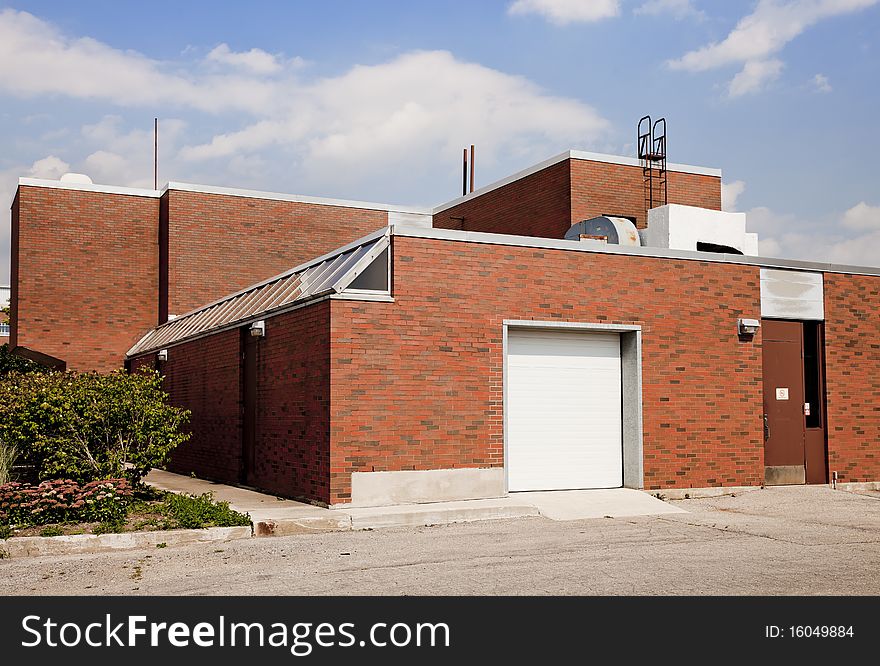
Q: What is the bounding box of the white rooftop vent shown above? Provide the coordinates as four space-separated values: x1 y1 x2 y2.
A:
59 173 93 185
642 204 758 256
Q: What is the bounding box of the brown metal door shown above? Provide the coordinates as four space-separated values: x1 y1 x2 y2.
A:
762 319 806 485
241 330 258 486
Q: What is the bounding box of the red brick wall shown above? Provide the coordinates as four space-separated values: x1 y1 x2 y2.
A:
570 160 722 229
328 236 764 503
159 328 243 484
129 301 332 503
251 302 331 503
433 157 722 237
12 186 159 372
824 273 880 482
433 159 572 238
165 190 388 316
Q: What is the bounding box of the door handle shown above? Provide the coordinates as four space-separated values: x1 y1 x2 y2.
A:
763 414 770 441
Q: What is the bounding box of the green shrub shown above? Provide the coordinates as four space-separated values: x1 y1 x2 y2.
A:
0 478 132 526
0 343 47 377
162 492 251 529
0 524 11 540
0 368 190 485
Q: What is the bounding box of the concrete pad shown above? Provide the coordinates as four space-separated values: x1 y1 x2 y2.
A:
343 498 540 531
513 488 688 521
146 470 540 534
145 469 329 525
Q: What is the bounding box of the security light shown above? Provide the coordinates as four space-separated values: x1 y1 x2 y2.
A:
157 349 168 362
249 320 266 338
737 318 760 337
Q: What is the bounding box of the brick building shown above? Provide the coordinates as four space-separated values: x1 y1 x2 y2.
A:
9 150 880 505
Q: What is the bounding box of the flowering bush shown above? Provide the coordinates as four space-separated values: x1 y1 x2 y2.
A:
0 368 190 485
0 478 133 526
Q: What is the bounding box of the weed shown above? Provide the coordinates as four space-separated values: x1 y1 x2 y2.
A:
0 442 17 485
0 524 12 540
39 525 64 537
161 493 251 529
94 520 125 535
156 542 167 549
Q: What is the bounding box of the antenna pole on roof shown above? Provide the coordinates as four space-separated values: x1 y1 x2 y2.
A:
153 117 158 190
469 144 475 193
462 147 468 197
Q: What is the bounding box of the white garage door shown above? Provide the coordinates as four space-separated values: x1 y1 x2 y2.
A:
507 328 623 491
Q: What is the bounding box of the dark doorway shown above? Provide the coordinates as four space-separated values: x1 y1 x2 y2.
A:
241 329 258 486
802 322 829 484
761 319 828 485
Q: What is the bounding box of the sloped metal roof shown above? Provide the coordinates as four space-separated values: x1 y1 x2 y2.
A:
128 230 389 356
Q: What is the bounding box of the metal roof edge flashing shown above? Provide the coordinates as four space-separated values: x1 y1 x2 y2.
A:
17 178 161 199
163 182 431 215
389 225 880 277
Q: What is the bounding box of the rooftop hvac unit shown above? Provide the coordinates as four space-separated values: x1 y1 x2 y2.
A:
564 216 641 247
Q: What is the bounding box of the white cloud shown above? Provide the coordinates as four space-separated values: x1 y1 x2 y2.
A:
634 0 705 20
842 201 880 230
0 11 614 279
507 0 620 24
745 199 880 266
721 180 746 211
80 115 187 188
0 8 288 113
205 44 303 75
668 0 878 96
27 155 70 179
728 58 783 97
178 50 610 190
812 73 832 92
0 10 610 194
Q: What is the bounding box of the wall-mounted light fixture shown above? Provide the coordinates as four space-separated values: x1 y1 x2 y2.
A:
157 349 168 362
249 320 266 338
737 318 761 337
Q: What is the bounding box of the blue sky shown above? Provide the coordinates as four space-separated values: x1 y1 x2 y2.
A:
1 0 879 281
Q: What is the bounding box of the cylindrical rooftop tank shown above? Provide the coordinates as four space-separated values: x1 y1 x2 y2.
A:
564 216 641 247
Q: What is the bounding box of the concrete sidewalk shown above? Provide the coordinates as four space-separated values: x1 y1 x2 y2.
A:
144 470 684 534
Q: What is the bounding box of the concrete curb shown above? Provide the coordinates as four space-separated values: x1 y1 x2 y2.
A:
653 486 763 501
345 503 541 530
0 526 253 559
837 481 880 492
254 515 352 537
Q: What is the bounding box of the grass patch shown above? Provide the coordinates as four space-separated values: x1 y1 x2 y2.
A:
161 492 251 529
39 525 64 537
94 520 125 535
